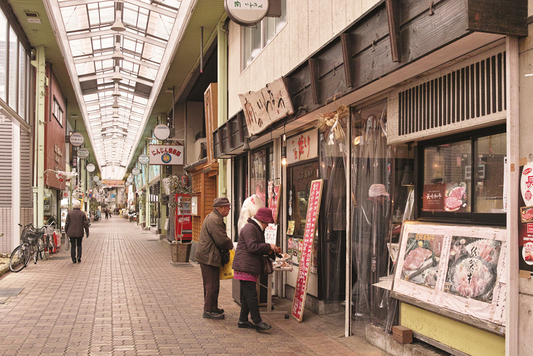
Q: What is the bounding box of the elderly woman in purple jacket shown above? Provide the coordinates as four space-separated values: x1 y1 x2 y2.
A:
232 207 281 331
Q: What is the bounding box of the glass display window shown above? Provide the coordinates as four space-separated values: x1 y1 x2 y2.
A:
287 160 319 237
418 124 506 225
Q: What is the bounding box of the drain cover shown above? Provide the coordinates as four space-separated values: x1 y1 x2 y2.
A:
0 288 24 298
51 256 71 260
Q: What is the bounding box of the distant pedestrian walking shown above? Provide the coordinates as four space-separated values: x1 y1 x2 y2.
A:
65 200 89 264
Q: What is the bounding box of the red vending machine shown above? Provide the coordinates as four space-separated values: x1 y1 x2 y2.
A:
175 194 192 242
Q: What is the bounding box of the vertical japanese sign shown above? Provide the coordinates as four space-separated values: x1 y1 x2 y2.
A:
267 181 281 223
291 179 323 322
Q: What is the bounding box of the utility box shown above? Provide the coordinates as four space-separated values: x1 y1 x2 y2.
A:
392 325 413 344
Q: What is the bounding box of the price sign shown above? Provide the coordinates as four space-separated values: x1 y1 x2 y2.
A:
291 179 323 322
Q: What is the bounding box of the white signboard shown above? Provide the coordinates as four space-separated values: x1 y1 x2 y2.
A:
78 148 89 159
86 163 95 172
154 124 171 140
69 132 84 147
93 176 100 182
286 129 318 164
149 145 184 165
265 224 278 245
239 77 294 136
132 167 140 176
138 154 149 165
224 0 269 26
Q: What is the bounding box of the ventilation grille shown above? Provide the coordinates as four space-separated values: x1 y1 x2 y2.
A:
398 52 506 136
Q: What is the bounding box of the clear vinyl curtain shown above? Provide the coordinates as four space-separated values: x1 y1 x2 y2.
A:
350 100 395 330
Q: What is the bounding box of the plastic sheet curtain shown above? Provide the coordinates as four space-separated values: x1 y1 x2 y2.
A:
350 100 395 330
318 118 348 303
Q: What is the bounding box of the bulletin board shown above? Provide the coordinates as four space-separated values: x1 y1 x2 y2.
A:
392 221 507 327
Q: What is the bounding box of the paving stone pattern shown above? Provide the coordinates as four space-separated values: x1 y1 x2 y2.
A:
0 218 390 356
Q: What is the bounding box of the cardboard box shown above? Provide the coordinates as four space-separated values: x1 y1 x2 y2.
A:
392 325 413 344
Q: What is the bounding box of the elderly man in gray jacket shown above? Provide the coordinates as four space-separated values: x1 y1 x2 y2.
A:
65 200 89 264
195 197 234 319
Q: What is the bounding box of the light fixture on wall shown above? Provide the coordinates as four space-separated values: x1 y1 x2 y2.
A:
281 145 287 166
242 136 250 151
401 143 415 187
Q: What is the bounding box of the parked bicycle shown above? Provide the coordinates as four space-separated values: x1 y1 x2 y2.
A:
9 222 54 273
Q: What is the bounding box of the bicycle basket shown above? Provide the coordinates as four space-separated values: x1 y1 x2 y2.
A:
21 228 39 244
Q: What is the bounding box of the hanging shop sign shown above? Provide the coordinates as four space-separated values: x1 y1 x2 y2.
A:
392 222 507 328
69 132 84 147
132 168 140 176
149 145 183 165
86 163 95 172
224 0 269 26
286 129 318 165
78 148 89 159
127 176 134 183
138 154 150 165
154 124 171 140
291 179 323 322
93 176 99 182
102 179 124 187
239 77 294 136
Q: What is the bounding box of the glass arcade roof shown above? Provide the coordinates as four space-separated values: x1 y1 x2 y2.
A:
44 0 192 180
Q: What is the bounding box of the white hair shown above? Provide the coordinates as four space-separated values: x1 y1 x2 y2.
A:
72 200 81 209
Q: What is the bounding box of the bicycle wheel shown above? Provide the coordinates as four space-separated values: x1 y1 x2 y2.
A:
9 244 31 272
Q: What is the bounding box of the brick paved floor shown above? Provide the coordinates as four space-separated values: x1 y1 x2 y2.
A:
0 218 390 356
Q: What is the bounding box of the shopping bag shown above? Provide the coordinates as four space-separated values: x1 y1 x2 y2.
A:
219 249 235 279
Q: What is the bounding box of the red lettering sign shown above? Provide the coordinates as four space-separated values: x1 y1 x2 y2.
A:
291 179 323 322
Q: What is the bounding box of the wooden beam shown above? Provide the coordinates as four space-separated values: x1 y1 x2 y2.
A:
237 112 244 143
340 34 353 87
385 0 401 62
308 58 320 104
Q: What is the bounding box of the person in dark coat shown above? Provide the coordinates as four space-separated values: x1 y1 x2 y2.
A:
65 200 89 264
195 197 234 319
232 207 281 331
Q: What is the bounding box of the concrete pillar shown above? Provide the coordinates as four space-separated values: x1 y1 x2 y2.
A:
31 45 46 227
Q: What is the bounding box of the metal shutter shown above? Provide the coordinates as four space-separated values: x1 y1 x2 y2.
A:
20 128 32 207
0 121 13 207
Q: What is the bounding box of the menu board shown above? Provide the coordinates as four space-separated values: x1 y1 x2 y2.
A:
393 222 507 327
291 179 323 322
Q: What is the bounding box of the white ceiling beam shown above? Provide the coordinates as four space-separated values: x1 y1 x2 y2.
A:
59 0 177 18
78 71 153 87
74 53 160 70
68 29 166 48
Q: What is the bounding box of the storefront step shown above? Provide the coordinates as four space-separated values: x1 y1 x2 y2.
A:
285 285 343 315
366 324 460 356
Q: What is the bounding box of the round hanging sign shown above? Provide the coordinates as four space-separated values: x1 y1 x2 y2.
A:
224 0 269 26
97 181 102 186
93 176 100 182
125 181 131 186
132 167 141 176
138 154 149 165
69 132 84 147
127 176 134 183
86 163 96 172
78 148 89 159
154 124 171 140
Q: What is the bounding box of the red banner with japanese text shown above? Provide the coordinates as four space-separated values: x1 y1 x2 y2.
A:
291 179 323 322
